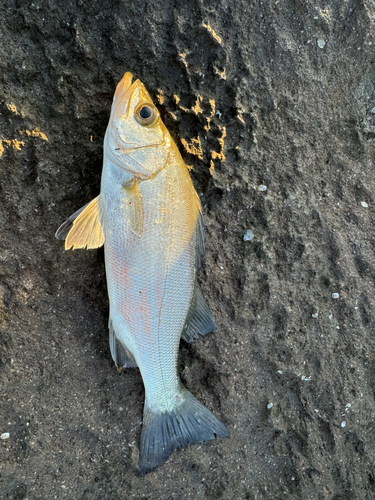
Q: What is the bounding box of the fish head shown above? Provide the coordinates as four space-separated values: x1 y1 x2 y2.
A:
105 72 170 179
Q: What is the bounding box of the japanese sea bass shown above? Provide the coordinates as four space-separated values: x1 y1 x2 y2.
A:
55 72 229 474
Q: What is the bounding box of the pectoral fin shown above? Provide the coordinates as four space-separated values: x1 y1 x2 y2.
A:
121 179 143 237
55 195 104 250
181 283 216 343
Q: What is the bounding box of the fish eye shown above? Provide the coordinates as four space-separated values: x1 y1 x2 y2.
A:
135 104 157 126
139 106 152 119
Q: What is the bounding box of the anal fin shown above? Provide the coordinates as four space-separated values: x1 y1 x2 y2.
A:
55 195 104 250
109 320 137 370
181 283 216 343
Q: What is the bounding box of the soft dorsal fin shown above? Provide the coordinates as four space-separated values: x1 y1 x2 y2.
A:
121 178 143 237
109 320 137 371
55 195 104 250
181 282 216 343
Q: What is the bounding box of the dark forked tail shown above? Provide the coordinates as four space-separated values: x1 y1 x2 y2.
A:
139 387 229 474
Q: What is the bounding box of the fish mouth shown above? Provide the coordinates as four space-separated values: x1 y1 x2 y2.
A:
113 72 141 113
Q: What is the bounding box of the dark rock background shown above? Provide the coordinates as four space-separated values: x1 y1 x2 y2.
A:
1 0 375 498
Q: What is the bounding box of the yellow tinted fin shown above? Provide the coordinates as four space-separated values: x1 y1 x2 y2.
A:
55 203 89 241
121 179 143 237
57 195 104 250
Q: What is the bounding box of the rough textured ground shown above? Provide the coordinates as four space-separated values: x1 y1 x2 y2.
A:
1 0 375 498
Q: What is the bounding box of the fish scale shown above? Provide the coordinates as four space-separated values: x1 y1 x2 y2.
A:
55 72 229 473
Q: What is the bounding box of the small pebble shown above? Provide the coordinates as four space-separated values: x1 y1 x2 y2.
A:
371 107 375 114
317 38 325 48
332 293 339 299
360 201 368 208
258 184 267 192
341 421 346 428
277 370 283 374
243 229 254 241
1 433 10 440
312 312 318 318
267 402 273 409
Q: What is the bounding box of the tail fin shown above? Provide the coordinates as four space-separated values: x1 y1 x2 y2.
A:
139 387 229 474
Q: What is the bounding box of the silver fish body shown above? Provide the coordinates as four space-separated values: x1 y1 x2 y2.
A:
56 72 229 473
102 140 198 409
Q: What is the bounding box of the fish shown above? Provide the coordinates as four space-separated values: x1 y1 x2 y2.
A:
55 72 229 474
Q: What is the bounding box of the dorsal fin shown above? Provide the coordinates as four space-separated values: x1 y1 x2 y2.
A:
181 282 216 343
55 195 104 250
195 192 205 270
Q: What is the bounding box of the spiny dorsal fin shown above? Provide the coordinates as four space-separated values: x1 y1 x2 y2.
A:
109 320 137 370
121 179 143 237
195 192 205 270
196 209 205 270
55 195 104 250
181 282 216 343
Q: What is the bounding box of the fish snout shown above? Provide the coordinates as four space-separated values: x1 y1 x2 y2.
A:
114 72 133 102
